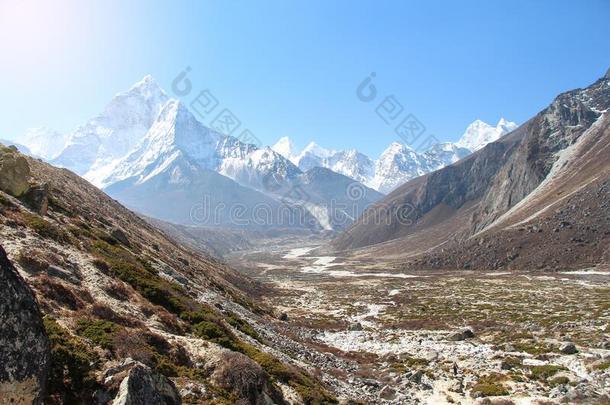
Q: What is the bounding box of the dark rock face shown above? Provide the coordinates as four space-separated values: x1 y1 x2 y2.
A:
112 361 181 405
22 183 49 215
472 80 606 232
111 227 131 247
0 244 50 404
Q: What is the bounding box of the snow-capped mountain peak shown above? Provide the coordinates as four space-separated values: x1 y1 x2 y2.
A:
456 118 517 152
371 141 429 193
52 75 170 176
496 117 518 134
300 141 334 158
18 127 69 160
271 136 296 161
29 75 518 211
293 141 335 172
95 98 222 187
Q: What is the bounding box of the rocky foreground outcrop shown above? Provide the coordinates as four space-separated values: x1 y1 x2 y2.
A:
0 244 50 404
102 359 181 405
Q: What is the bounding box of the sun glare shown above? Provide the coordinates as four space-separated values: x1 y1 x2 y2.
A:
0 1 78 69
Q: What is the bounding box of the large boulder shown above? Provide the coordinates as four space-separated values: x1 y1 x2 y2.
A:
22 183 49 215
111 227 131 247
0 244 50 404
211 351 281 405
111 361 181 405
0 146 30 197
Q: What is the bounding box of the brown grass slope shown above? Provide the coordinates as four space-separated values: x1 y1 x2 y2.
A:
0 150 336 404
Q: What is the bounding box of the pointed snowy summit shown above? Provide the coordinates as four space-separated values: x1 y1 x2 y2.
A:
271 136 296 160
456 118 517 152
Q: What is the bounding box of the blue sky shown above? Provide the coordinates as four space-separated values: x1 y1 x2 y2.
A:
1 0 609 157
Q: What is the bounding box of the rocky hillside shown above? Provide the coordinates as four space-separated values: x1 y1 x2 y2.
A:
0 144 336 404
333 70 610 271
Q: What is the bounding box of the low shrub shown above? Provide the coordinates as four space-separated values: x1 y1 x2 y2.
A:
102 280 131 301
528 365 566 381
238 343 337 404
88 303 142 328
92 239 195 316
44 317 100 404
512 341 554 355
549 376 570 386
17 249 50 273
471 382 509 397
226 313 262 342
392 356 430 373
22 212 69 243
150 307 185 335
31 275 89 310
112 329 155 365
212 351 266 403
192 320 238 350
593 360 610 371
471 374 509 398
75 318 122 349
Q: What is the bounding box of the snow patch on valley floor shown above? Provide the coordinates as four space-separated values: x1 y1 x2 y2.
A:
559 269 610 275
300 255 423 279
350 303 386 328
282 247 316 259
316 329 495 360
485 271 511 276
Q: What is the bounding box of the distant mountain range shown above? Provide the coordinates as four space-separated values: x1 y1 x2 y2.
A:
272 119 516 193
11 75 515 231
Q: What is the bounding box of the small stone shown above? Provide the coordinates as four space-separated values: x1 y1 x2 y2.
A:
423 351 439 362
560 342 578 354
278 312 288 321
449 328 475 341
47 265 80 284
349 322 363 331
409 369 425 383
379 385 396 400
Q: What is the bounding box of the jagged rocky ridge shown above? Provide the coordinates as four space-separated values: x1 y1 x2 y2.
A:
333 70 610 271
272 118 515 194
